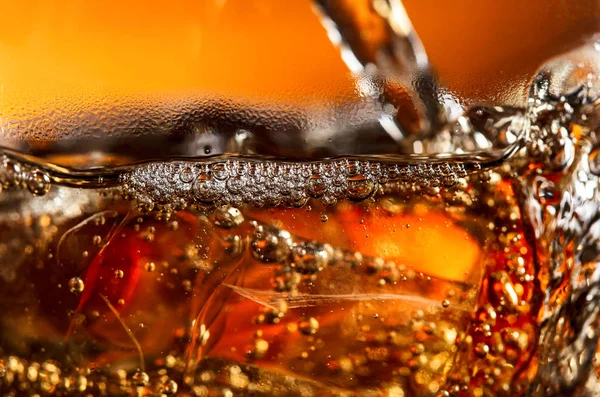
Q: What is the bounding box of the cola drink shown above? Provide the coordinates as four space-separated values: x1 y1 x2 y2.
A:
0 1 599 396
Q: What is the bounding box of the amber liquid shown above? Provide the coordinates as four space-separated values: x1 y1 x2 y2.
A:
0 158 540 397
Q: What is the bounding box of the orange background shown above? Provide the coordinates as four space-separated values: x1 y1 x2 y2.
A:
0 0 598 113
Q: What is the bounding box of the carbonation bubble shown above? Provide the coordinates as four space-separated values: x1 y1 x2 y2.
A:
212 163 229 180
345 175 374 201
114 269 124 279
474 343 490 358
179 167 195 183
298 317 319 335
252 230 285 263
160 380 178 395
92 235 102 246
26 170 51 196
213 207 244 229
68 277 85 294
344 160 359 177
1 159 22 188
131 370 149 387
194 173 219 203
226 176 244 195
534 178 560 206
290 243 329 274
321 195 337 206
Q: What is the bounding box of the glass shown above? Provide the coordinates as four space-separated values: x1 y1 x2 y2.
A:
0 1 599 396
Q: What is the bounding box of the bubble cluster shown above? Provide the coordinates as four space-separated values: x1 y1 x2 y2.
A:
0 155 52 196
121 159 466 209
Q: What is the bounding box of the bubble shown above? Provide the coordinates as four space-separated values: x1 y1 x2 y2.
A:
114 269 124 279
288 190 308 208
211 163 229 180
249 339 269 360
92 235 102 246
160 379 178 395
474 343 490 358
321 195 337 207
194 173 220 203
489 271 519 309
410 343 425 356
131 370 149 386
144 262 156 272
0 158 22 188
344 160 360 177
320 214 328 222
345 175 375 201
290 243 329 274
213 207 244 229
179 167 195 183
442 300 450 308
26 170 52 196
298 317 319 335
68 277 85 294
225 176 244 195
251 228 289 263
534 179 560 206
